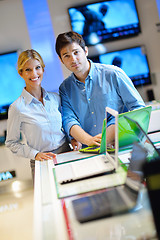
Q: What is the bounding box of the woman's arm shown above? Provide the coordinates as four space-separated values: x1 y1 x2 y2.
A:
5 105 38 159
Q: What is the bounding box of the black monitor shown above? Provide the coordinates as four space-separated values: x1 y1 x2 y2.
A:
68 0 141 46
89 46 151 87
0 51 25 120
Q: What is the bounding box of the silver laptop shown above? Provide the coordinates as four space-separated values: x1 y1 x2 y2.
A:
54 107 119 184
72 163 142 223
71 116 160 223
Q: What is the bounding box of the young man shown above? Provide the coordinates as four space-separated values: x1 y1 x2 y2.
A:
55 31 145 147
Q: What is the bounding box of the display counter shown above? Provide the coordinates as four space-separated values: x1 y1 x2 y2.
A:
33 154 157 240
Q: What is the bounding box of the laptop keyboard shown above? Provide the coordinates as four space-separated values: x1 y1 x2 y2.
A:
89 189 125 211
86 146 100 150
123 185 138 202
72 156 111 177
72 188 128 222
55 155 114 183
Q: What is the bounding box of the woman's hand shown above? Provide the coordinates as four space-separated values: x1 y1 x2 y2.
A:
71 139 82 151
35 152 56 161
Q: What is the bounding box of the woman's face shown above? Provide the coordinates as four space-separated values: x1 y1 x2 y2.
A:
20 58 44 90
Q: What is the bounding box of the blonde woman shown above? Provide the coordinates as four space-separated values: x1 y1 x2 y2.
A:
5 49 80 181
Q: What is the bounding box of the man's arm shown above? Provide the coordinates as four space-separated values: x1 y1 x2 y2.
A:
59 85 81 138
106 124 115 146
115 68 145 110
70 125 102 146
70 124 115 147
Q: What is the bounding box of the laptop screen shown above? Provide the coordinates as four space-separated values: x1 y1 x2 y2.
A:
124 116 160 161
106 107 119 169
118 106 152 149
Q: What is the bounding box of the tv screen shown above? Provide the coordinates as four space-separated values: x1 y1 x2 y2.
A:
68 0 141 46
0 51 25 120
89 46 151 87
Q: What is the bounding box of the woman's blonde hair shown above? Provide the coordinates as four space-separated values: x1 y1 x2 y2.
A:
17 49 45 75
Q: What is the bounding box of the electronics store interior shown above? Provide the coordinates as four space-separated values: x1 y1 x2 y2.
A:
1 0 160 239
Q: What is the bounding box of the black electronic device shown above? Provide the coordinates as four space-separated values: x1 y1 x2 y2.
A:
147 89 155 101
68 0 141 46
90 45 151 87
143 158 160 240
0 50 25 120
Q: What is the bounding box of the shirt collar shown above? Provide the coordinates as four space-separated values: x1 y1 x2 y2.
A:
72 59 94 83
42 88 50 100
21 87 50 105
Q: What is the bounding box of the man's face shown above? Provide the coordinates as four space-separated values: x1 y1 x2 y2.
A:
59 42 89 75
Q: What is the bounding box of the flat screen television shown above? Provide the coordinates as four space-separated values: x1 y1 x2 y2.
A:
68 0 141 46
0 51 25 120
89 46 151 87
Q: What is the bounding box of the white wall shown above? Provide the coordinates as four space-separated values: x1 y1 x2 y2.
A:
0 0 160 99
0 0 31 54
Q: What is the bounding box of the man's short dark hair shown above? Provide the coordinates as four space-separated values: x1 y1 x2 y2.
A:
55 31 86 59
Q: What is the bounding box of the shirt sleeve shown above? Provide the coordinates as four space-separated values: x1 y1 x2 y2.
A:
59 85 81 138
114 68 145 110
53 92 63 114
5 105 39 159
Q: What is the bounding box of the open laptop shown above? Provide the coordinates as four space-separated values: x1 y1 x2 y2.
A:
118 106 152 149
124 116 160 161
71 151 142 223
143 157 160 240
79 106 152 153
122 116 160 178
127 116 160 239
71 115 159 223
54 107 119 184
79 118 114 154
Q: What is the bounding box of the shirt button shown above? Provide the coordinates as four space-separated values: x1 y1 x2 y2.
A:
94 125 96 127
92 112 94 114
88 98 90 101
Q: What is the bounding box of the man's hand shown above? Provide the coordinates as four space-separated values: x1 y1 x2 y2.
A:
86 133 102 146
35 152 56 161
71 139 82 151
70 125 102 147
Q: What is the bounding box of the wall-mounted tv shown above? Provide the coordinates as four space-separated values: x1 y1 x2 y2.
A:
0 51 25 120
89 46 151 87
68 0 141 46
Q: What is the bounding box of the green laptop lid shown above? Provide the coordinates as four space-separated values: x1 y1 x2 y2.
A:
99 118 106 153
118 106 152 149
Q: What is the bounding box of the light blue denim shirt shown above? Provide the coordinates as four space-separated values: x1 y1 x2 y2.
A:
59 61 145 138
5 88 66 159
